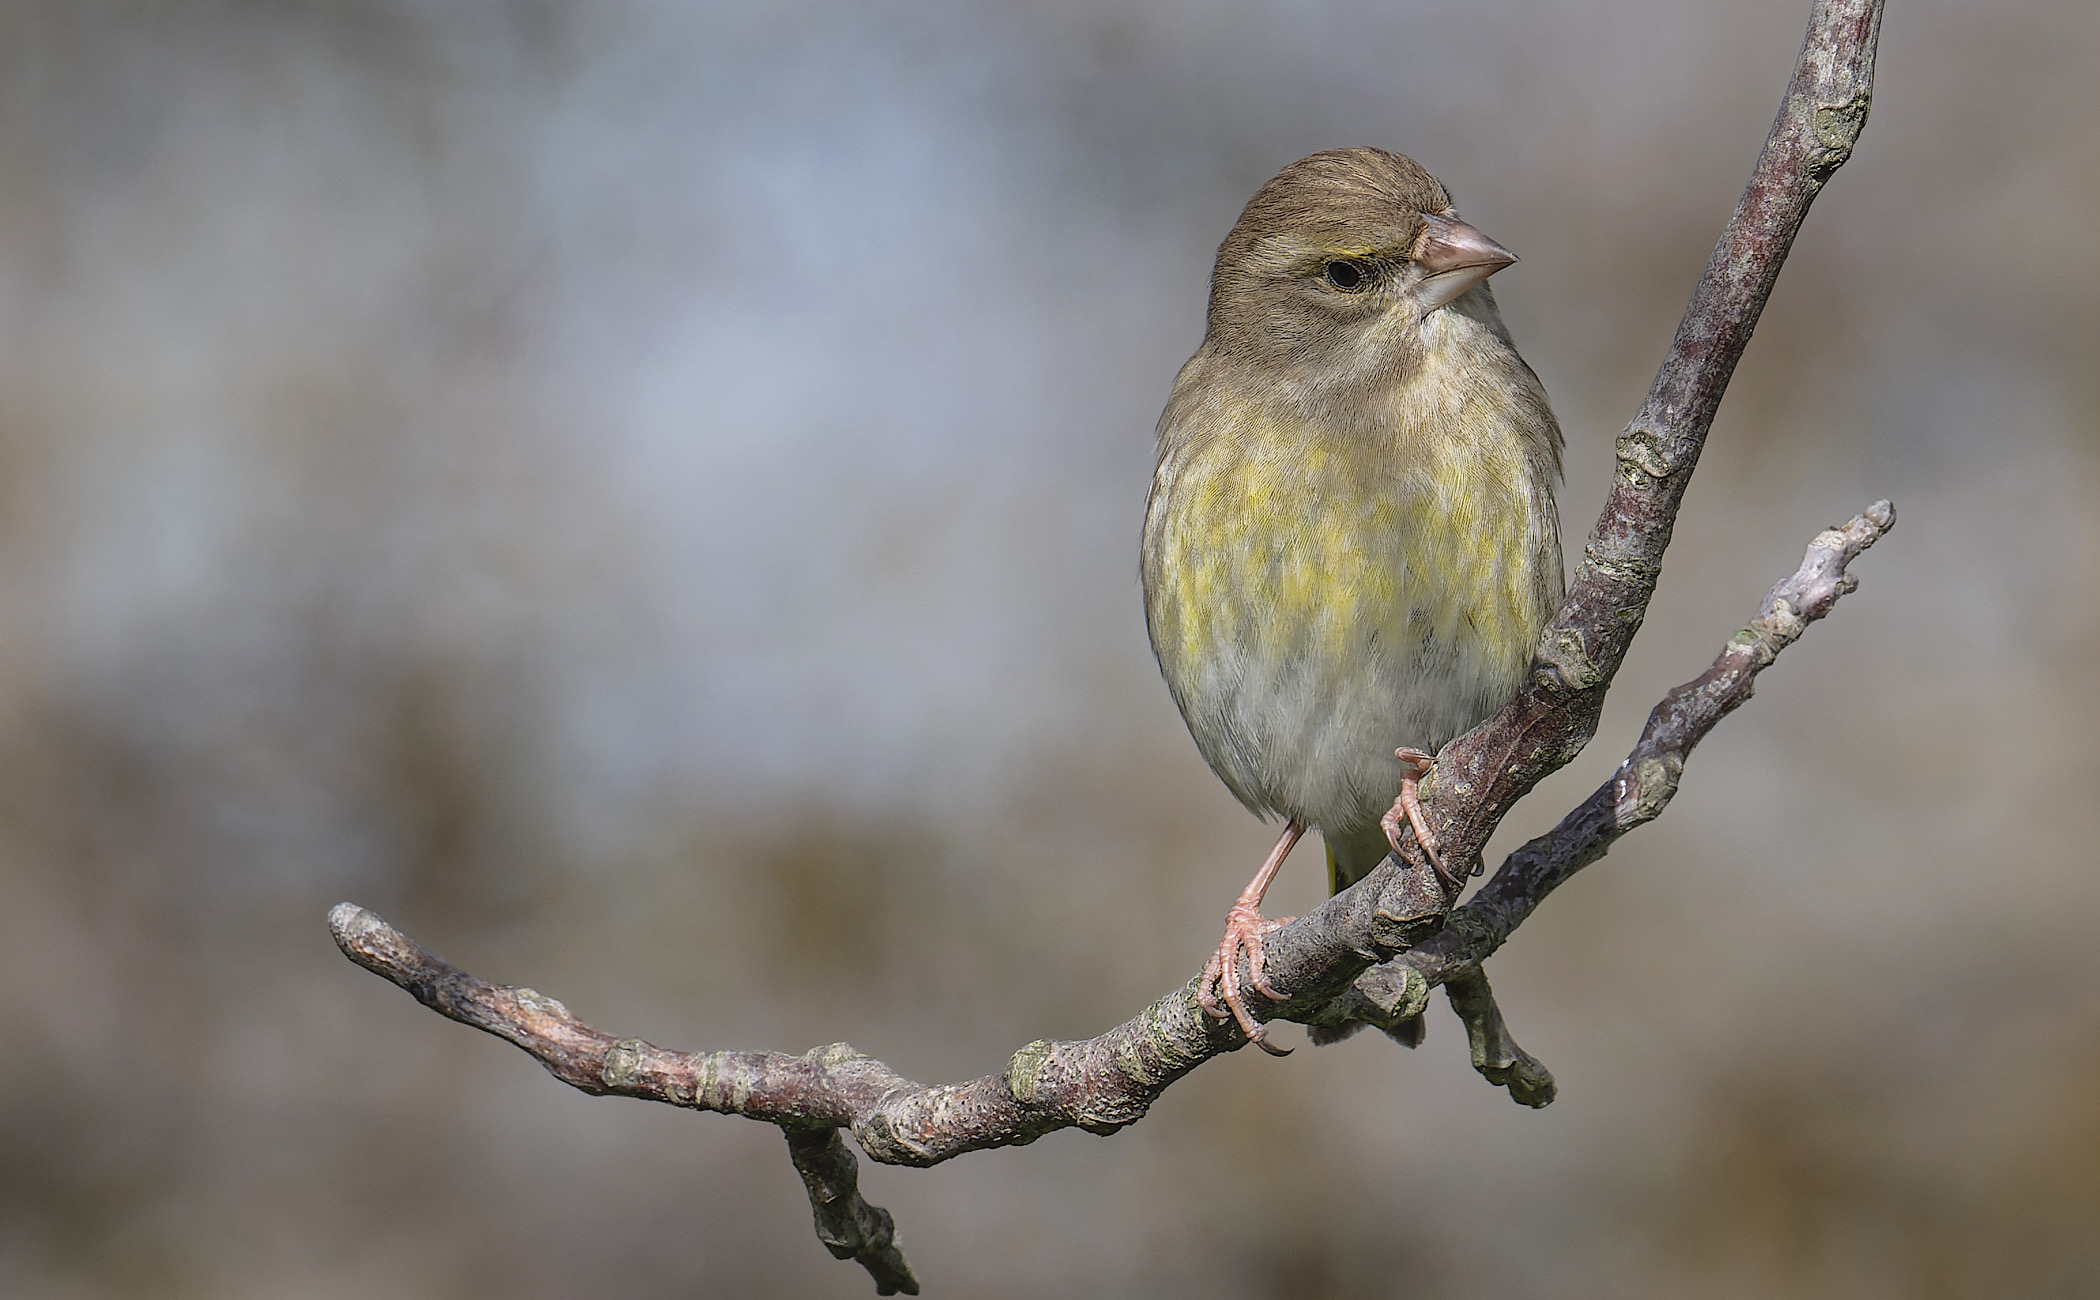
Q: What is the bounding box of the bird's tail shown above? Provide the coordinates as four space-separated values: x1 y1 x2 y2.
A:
1315 823 1428 1048
1324 823 1394 894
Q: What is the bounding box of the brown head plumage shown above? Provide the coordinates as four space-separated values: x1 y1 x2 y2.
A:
1204 147 1517 385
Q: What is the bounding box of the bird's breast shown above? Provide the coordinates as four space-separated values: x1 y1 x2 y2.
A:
1143 344 1559 832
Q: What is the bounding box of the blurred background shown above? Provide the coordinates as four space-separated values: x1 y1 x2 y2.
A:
2 1 2096 1296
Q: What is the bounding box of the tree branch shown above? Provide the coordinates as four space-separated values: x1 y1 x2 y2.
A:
328 0 1888 1288
1296 501 1894 1096
785 1126 919 1296
1444 966 1556 1109
1402 501 1895 989
326 494 1891 1282
1391 0 1884 885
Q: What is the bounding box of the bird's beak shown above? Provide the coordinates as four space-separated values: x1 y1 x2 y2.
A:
1412 212 1518 311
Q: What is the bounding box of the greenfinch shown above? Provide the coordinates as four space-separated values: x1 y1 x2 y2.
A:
1141 148 1563 1049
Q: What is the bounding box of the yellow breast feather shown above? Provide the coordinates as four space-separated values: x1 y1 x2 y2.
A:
1141 326 1560 833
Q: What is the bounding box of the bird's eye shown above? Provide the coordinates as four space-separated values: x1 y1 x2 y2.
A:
1323 259 1367 291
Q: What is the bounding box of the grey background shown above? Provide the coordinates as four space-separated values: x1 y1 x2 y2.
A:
2 1 2096 1296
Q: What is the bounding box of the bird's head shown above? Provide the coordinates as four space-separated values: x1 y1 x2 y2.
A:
1206 148 1517 386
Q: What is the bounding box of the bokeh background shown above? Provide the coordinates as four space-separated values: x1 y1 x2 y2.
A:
3 1 2096 1296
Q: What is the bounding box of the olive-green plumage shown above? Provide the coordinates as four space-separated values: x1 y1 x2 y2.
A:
1142 148 1563 892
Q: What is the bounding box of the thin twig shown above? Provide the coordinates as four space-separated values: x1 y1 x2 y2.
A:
785 1127 919 1295
1298 501 1895 1082
1403 501 1896 987
1444 967 1555 1109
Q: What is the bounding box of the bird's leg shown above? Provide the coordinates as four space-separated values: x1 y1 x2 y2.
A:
1382 748 1463 892
1198 819 1304 1055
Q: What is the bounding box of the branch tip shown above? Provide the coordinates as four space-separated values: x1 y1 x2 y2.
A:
786 1127 920 1295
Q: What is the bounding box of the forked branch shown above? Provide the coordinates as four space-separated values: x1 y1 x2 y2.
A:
331 0 1888 1290
328 496 1892 1286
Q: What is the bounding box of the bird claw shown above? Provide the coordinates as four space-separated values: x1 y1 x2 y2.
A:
1198 902 1294 1055
1383 747 1464 891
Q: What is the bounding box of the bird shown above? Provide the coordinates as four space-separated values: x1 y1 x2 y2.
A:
1141 147 1563 1052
